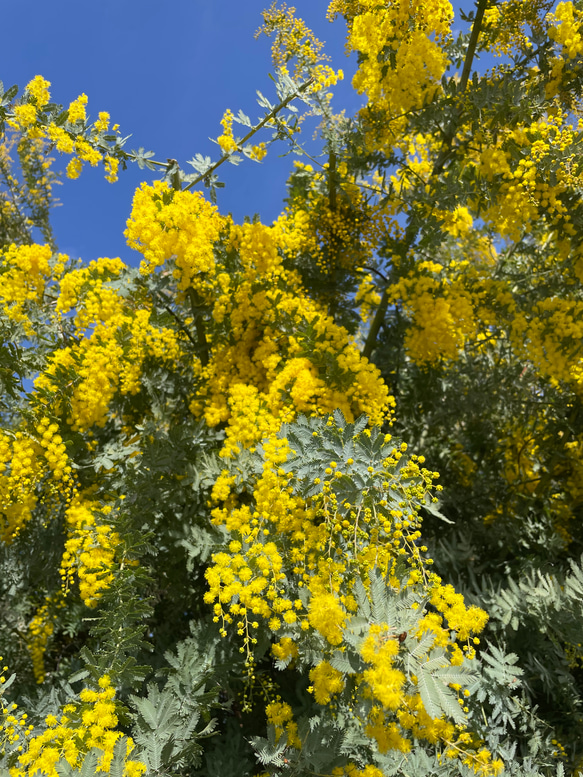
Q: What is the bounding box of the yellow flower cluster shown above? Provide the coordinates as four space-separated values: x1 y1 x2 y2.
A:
430 584 489 642
125 181 225 293
178 215 391 450
103 156 119 183
0 243 53 335
278 160 400 283
0 431 42 543
67 94 87 124
437 206 474 238
39 340 122 432
546 2 583 97
208 430 441 635
0 411 77 551
314 586 486 759
32 253 180 431
26 76 51 109
347 0 453 146
510 297 583 390
307 591 346 645
365 708 411 755
382 111 583 392
360 625 405 710
23 498 121 681
46 125 74 155
8 105 41 136
388 266 476 366
22 490 123 680
0 244 184 682
548 1 583 58
271 636 299 664
443 742 505 776
308 661 345 704
26 597 60 684
123 177 393 452
388 130 441 196
477 121 574 241
56 256 126 331
60 498 121 609
482 0 547 57
392 100 580 252
207 401 497 770
265 701 301 748
343 614 495 768
257 3 328 76
311 64 344 90
248 142 268 161
10 675 146 777
1 658 35 752
35 418 71 481
206 439 307 630
7 77 121 182
217 109 238 155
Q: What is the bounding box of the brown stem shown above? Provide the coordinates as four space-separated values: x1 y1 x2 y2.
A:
433 0 489 175
461 0 489 92
187 289 209 367
156 291 199 349
361 287 390 361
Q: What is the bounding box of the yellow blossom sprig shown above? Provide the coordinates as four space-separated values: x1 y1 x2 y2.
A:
1 660 35 761
5 76 126 184
257 4 344 98
3 71 321 200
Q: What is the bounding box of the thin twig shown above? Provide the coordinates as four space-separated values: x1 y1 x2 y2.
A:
183 78 315 193
155 291 199 350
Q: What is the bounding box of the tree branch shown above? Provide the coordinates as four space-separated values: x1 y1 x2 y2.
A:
362 1 489 361
433 0 489 175
187 288 209 367
183 78 314 193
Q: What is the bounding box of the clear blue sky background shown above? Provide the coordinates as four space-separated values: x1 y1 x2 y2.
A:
1 1 474 266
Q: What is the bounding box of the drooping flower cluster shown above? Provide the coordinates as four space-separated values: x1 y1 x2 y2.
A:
59 498 121 609
206 413 495 773
0 243 54 335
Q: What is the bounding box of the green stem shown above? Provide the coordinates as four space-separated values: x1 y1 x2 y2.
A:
362 222 417 360
183 77 314 193
327 149 338 319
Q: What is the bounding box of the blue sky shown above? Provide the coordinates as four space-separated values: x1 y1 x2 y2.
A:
2 1 474 266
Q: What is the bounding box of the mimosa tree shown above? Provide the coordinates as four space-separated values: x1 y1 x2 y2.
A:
1 2 582 776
